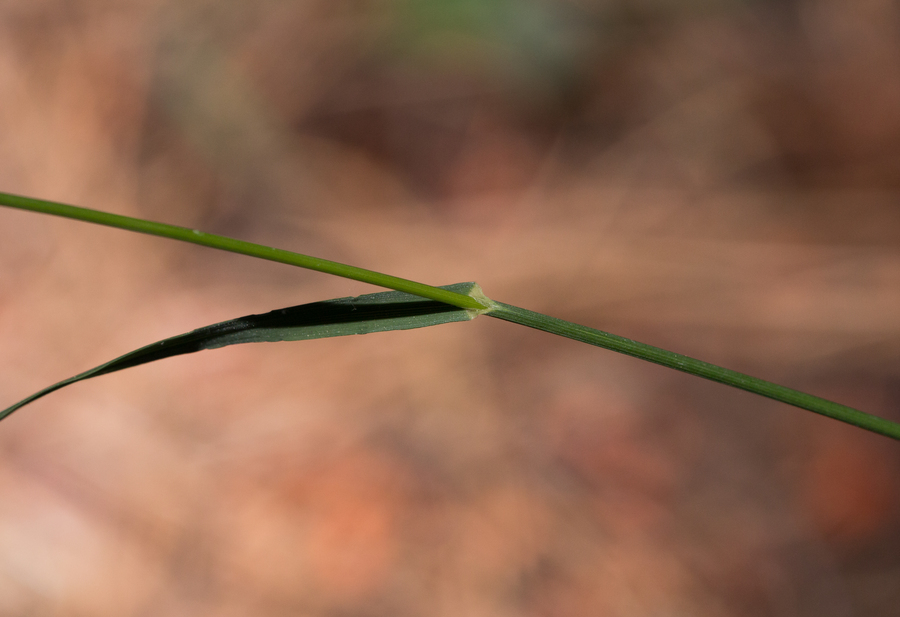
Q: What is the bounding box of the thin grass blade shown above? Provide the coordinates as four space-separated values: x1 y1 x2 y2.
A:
0 283 483 422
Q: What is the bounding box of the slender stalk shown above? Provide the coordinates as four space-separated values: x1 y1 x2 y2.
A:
0 191 487 311
486 302 900 440
2 190 899 439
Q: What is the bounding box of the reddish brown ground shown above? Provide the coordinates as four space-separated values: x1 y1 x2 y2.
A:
1 2 899 615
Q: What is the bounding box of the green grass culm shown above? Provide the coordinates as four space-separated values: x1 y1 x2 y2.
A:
1 190 898 440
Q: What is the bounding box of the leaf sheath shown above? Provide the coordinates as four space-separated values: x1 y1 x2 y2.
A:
486 302 900 440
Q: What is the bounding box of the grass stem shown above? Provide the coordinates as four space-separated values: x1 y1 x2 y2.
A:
0 191 487 311
3 190 899 440
487 302 900 440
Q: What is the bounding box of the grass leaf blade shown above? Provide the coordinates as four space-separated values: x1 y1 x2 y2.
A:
0 283 482 422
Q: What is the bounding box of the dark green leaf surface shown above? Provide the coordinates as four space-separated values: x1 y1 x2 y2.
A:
0 283 481 422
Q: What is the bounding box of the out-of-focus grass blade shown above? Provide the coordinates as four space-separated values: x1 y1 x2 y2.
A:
0 283 483 422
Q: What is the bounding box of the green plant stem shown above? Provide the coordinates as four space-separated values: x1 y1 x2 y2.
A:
3 190 899 440
486 302 900 440
0 191 486 311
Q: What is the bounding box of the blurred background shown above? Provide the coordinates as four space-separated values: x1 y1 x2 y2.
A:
1 0 900 615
